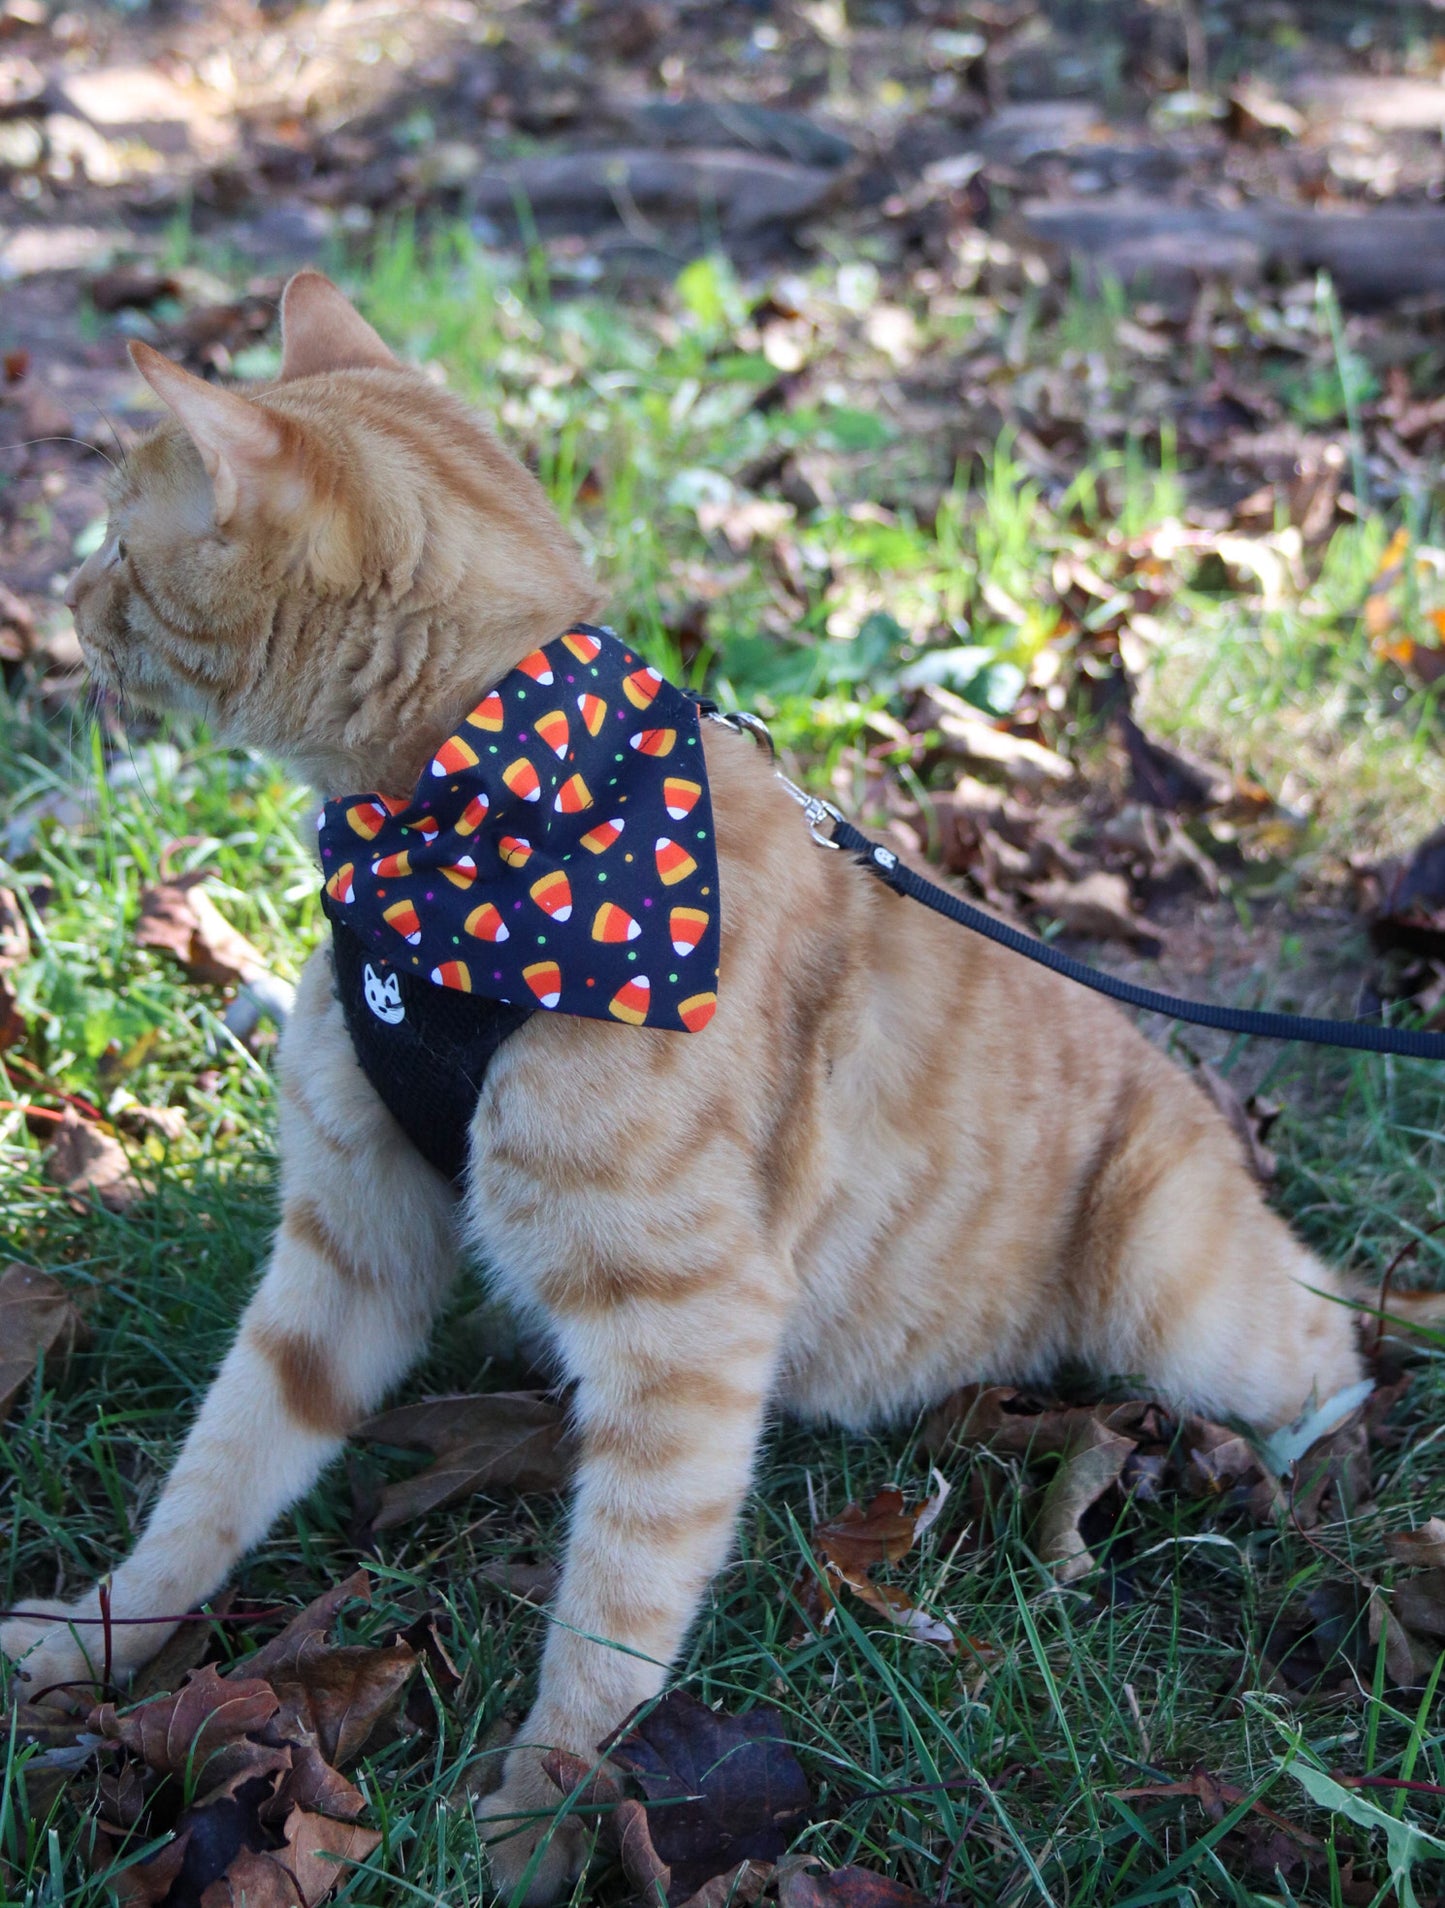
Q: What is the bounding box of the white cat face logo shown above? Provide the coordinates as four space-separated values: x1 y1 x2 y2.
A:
363 962 405 1025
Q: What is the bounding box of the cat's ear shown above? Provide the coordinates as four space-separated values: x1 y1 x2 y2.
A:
279 270 396 379
129 341 287 528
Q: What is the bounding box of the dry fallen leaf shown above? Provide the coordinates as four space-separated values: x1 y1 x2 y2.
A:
93 1665 282 1789
0 886 29 969
921 1382 1353 1574
805 1479 959 1647
921 687 1074 787
84 1573 393 1908
358 1391 573 1529
44 1106 144 1214
1118 710 1233 813
1115 1764 1321 1854
136 878 269 989
271 1639 418 1768
1191 1061 1279 1186
1369 824 1445 963
232 1570 372 1684
1034 1416 1137 1583
0 1261 86 1417
779 1864 961 1908
589 1689 812 1905
198 1805 382 1908
1385 1516 1445 1569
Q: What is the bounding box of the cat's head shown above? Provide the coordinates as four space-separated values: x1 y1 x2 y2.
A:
66 271 599 795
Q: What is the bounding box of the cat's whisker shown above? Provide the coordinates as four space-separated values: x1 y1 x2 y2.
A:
0 435 119 472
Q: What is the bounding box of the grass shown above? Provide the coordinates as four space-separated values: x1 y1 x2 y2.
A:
3 223 1445 1906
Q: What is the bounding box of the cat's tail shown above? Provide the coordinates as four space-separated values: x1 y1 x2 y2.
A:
1362 1286 1445 1352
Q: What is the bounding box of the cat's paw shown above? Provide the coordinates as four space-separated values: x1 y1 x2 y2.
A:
476 1740 590 1906
0 1600 108 1710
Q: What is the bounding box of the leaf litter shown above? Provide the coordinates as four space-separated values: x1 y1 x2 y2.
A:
9 1570 418 1908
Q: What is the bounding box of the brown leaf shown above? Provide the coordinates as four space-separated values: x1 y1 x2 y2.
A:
811 1487 926 1578
477 1559 557 1603
1392 1568 1445 1644
131 1589 237 1702
921 687 1073 787
0 1262 85 1417
1179 1418 1279 1518
263 1694 365 1821
542 1746 623 1812
676 1860 775 1908
605 1689 812 1903
111 1827 192 1908
1385 1517 1445 1569
1035 1419 1136 1582
925 1384 1163 1461
273 1641 417 1766
44 1107 144 1213
286 1806 382 1901
197 1845 299 1908
1118 711 1233 813
114 1103 189 1145
93 1666 280 1785
97 1757 151 1830
231 1571 371 1684
397 1612 463 1700
1367 1587 1425 1688
1369 824 1445 961
1114 1765 1320 1849
9 1701 90 1751
135 880 268 988
778 1865 952 1908
88 268 181 313
1191 1062 1278 1185
359 1391 573 1529
807 1481 958 1647
0 974 26 1052
618 1794 672 1897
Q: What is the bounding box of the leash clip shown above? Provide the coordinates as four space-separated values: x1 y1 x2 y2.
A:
705 705 844 849
775 771 845 850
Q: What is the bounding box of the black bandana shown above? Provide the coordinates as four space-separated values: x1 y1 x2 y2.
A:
318 625 721 1034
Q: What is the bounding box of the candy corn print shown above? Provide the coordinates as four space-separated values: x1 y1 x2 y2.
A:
318 625 721 1034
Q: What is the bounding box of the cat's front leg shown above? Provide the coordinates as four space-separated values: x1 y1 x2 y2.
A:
477 1262 786 1904
1 948 459 1704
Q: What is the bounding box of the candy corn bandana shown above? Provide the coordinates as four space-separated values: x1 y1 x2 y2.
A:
318 625 721 1035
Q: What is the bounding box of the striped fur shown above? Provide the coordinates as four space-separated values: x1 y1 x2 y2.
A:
2 274 1393 1903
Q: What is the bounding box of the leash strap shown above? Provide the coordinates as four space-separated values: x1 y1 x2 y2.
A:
699 705 1445 1062
827 811 1445 1060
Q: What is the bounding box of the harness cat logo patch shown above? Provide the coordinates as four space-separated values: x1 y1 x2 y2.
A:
363 962 405 1025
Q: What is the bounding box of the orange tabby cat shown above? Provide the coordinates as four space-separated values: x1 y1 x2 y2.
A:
1 272 1410 1901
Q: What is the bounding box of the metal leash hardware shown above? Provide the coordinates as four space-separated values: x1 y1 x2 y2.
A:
705 706 849 850
703 700 1445 1060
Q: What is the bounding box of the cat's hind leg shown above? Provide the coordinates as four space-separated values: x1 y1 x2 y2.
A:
1 947 460 1703
1070 1076 1362 1432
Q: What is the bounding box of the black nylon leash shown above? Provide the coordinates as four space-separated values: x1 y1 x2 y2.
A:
699 705 1445 1063
825 812 1445 1060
